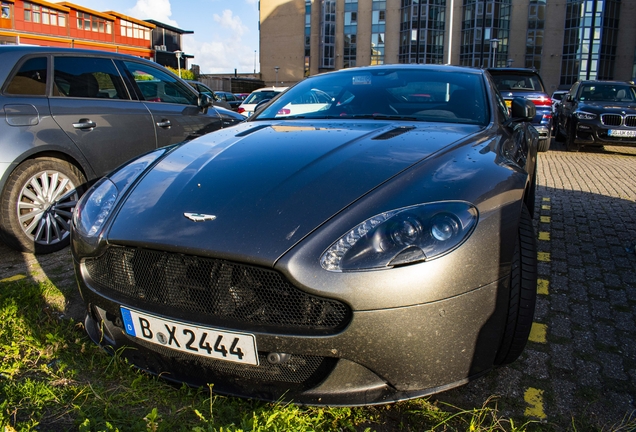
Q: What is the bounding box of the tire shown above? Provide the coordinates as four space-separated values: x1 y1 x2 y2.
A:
537 138 550 152
564 124 579 152
0 158 86 254
494 205 537 365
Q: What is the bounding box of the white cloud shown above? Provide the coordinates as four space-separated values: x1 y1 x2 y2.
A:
128 0 178 27
184 9 256 74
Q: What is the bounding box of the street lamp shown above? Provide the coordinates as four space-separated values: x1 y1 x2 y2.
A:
274 66 280 86
174 50 183 77
490 39 500 68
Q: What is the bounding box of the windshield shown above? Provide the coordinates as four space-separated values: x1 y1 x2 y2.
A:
254 68 489 125
577 84 636 102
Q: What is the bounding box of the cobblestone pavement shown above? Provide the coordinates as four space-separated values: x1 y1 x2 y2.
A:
1 139 635 429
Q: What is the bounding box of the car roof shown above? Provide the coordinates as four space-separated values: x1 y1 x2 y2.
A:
486 68 540 75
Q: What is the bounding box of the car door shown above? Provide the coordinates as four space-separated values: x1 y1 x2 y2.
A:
560 82 580 132
120 60 222 148
48 55 156 178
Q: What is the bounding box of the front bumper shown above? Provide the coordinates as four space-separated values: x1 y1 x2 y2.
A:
77 252 510 405
573 122 636 147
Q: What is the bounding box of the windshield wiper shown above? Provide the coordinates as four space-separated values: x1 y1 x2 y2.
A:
349 114 419 121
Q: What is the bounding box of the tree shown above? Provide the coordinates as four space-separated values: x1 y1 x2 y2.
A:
165 66 195 80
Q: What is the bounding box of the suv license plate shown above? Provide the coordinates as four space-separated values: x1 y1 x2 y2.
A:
120 307 259 365
608 129 636 137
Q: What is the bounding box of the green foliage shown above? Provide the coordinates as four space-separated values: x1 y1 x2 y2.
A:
165 66 195 80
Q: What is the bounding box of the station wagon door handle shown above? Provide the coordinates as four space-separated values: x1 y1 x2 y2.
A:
72 119 96 130
156 120 172 128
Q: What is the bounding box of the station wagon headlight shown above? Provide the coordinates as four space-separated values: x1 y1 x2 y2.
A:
72 148 169 249
320 202 478 272
574 111 597 120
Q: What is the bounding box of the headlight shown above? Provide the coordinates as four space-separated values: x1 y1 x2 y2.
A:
574 111 597 120
320 202 478 272
72 148 168 248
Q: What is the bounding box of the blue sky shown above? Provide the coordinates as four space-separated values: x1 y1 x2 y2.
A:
53 0 260 74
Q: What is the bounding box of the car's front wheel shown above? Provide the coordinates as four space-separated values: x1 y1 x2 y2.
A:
564 123 579 152
0 158 86 254
537 139 550 152
494 205 537 365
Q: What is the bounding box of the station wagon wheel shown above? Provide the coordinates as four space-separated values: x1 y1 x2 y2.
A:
494 205 537 365
0 158 86 254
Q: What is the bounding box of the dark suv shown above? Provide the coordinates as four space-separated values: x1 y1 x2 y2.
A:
555 80 636 151
487 68 553 152
0 46 243 254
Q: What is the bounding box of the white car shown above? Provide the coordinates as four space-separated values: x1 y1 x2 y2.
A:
237 86 288 117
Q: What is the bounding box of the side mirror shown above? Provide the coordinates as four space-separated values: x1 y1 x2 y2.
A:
198 93 212 111
510 97 535 122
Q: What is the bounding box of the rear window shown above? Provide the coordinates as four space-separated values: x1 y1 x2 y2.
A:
5 57 47 96
244 91 280 104
490 74 545 92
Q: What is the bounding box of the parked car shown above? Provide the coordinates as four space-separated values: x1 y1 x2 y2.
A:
237 86 288 117
185 80 232 110
234 93 249 101
487 68 553 152
555 80 636 151
0 46 243 254
72 64 539 406
550 90 570 136
214 91 242 111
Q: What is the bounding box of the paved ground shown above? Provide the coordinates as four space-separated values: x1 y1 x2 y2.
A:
1 138 635 429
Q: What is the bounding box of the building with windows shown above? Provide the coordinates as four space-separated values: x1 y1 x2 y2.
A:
0 0 192 69
260 0 636 92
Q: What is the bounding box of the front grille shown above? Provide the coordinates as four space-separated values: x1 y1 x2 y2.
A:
601 114 622 126
626 115 636 127
85 246 351 334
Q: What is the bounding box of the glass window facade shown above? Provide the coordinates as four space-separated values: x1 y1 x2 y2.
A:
305 0 311 76
459 0 510 68
561 0 621 86
320 0 336 69
371 0 386 65
344 0 358 68
399 0 446 65
525 0 545 70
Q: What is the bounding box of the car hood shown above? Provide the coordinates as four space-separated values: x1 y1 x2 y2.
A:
107 120 482 266
578 101 636 112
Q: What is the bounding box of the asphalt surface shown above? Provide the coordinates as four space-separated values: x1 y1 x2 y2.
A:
1 138 635 429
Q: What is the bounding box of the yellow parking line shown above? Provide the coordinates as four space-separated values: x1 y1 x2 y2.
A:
537 279 549 295
524 387 547 419
538 232 550 241
541 205 551 210
0 274 27 283
540 216 551 223
529 323 547 343
542 197 550 202
537 252 550 262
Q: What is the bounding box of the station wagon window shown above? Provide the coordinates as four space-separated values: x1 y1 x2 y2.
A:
52 57 129 99
5 57 47 96
123 61 197 106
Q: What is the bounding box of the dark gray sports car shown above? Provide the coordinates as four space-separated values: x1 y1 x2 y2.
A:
72 65 539 406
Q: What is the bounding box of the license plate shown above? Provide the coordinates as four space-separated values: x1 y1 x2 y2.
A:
120 307 259 365
608 129 636 137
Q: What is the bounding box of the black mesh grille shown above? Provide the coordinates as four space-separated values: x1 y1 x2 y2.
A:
625 115 636 127
601 114 622 126
85 246 351 335
133 335 327 384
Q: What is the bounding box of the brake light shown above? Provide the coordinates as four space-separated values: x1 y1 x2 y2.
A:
237 107 245 114
529 96 552 107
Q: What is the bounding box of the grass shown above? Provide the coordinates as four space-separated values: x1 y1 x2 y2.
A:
0 278 633 432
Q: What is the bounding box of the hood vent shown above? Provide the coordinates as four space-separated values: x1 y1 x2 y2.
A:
372 126 415 140
235 124 271 137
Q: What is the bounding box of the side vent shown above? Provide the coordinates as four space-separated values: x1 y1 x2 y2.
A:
372 126 415 140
